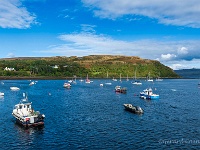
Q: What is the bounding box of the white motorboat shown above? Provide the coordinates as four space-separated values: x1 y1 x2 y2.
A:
29 81 35 86
10 87 20 91
12 93 45 127
132 80 142 85
0 92 4 96
63 82 71 88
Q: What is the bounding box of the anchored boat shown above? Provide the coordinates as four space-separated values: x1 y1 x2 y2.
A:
123 104 144 114
63 82 71 88
12 93 45 128
0 92 4 96
140 88 159 100
115 86 127 93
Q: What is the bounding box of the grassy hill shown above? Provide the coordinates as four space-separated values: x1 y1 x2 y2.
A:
0 55 179 78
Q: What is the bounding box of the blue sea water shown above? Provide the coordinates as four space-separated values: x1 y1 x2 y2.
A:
0 79 200 150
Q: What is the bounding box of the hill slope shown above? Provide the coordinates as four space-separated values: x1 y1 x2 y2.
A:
0 55 179 78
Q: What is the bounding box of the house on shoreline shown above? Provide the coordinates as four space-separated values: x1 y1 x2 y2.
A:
4 67 15 71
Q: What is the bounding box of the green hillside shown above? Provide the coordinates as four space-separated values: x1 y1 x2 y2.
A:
0 55 179 78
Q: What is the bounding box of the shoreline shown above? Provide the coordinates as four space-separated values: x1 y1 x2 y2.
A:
0 76 184 80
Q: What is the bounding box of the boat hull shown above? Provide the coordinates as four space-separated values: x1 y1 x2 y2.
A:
15 119 44 127
12 112 45 128
123 104 143 114
142 94 159 100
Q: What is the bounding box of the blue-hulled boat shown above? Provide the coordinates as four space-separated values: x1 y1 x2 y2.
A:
140 88 159 100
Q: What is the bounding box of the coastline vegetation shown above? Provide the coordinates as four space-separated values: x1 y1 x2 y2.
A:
0 55 180 79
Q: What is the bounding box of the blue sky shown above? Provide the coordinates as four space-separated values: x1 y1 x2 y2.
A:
1 0 200 70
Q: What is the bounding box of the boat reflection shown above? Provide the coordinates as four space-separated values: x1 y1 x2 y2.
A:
14 122 44 135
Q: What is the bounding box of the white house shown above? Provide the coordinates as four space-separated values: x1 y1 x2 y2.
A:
51 65 59 69
4 67 15 71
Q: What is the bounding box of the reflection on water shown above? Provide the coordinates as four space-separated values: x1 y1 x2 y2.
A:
0 96 4 101
14 123 44 136
12 123 44 149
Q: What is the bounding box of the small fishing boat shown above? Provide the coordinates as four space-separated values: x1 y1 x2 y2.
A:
115 86 127 93
132 80 142 85
63 82 71 88
123 104 144 114
0 92 4 96
105 82 112 85
140 88 159 100
29 81 35 86
12 93 45 128
10 87 20 91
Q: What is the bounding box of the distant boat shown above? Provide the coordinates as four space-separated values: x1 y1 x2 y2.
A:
156 78 163 81
156 72 163 81
132 69 142 85
132 80 142 85
68 80 73 83
105 82 112 85
112 77 117 81
115 86 127 93
79 78 84 82
0 92 4 96
63 82 71 88
10 87 20 91
126 74 129 81
29 81 35 86
85 74 91 83
119 73 122 82
147 72 153 82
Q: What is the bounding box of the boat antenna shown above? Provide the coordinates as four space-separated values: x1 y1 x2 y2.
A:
22 92 28 101
23 93 25 98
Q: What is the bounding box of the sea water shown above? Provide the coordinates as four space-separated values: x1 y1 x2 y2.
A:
0 79 200 149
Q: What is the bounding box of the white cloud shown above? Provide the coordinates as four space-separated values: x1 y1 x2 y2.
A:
164 59 200 70
82 0 200 28
177 46 188 55
170 64 187 70
0 0 37 29
160 54 177 61
7 53 15 58
35 32 200 69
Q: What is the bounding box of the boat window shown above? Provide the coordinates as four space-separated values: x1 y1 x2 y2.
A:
19 105 22 109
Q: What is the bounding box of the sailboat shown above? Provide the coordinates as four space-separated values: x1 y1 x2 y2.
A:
112 77 117 81
85 74 91 83
132 70 142 85
126 74 129 81
147 72 153 82
156 72 163 81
